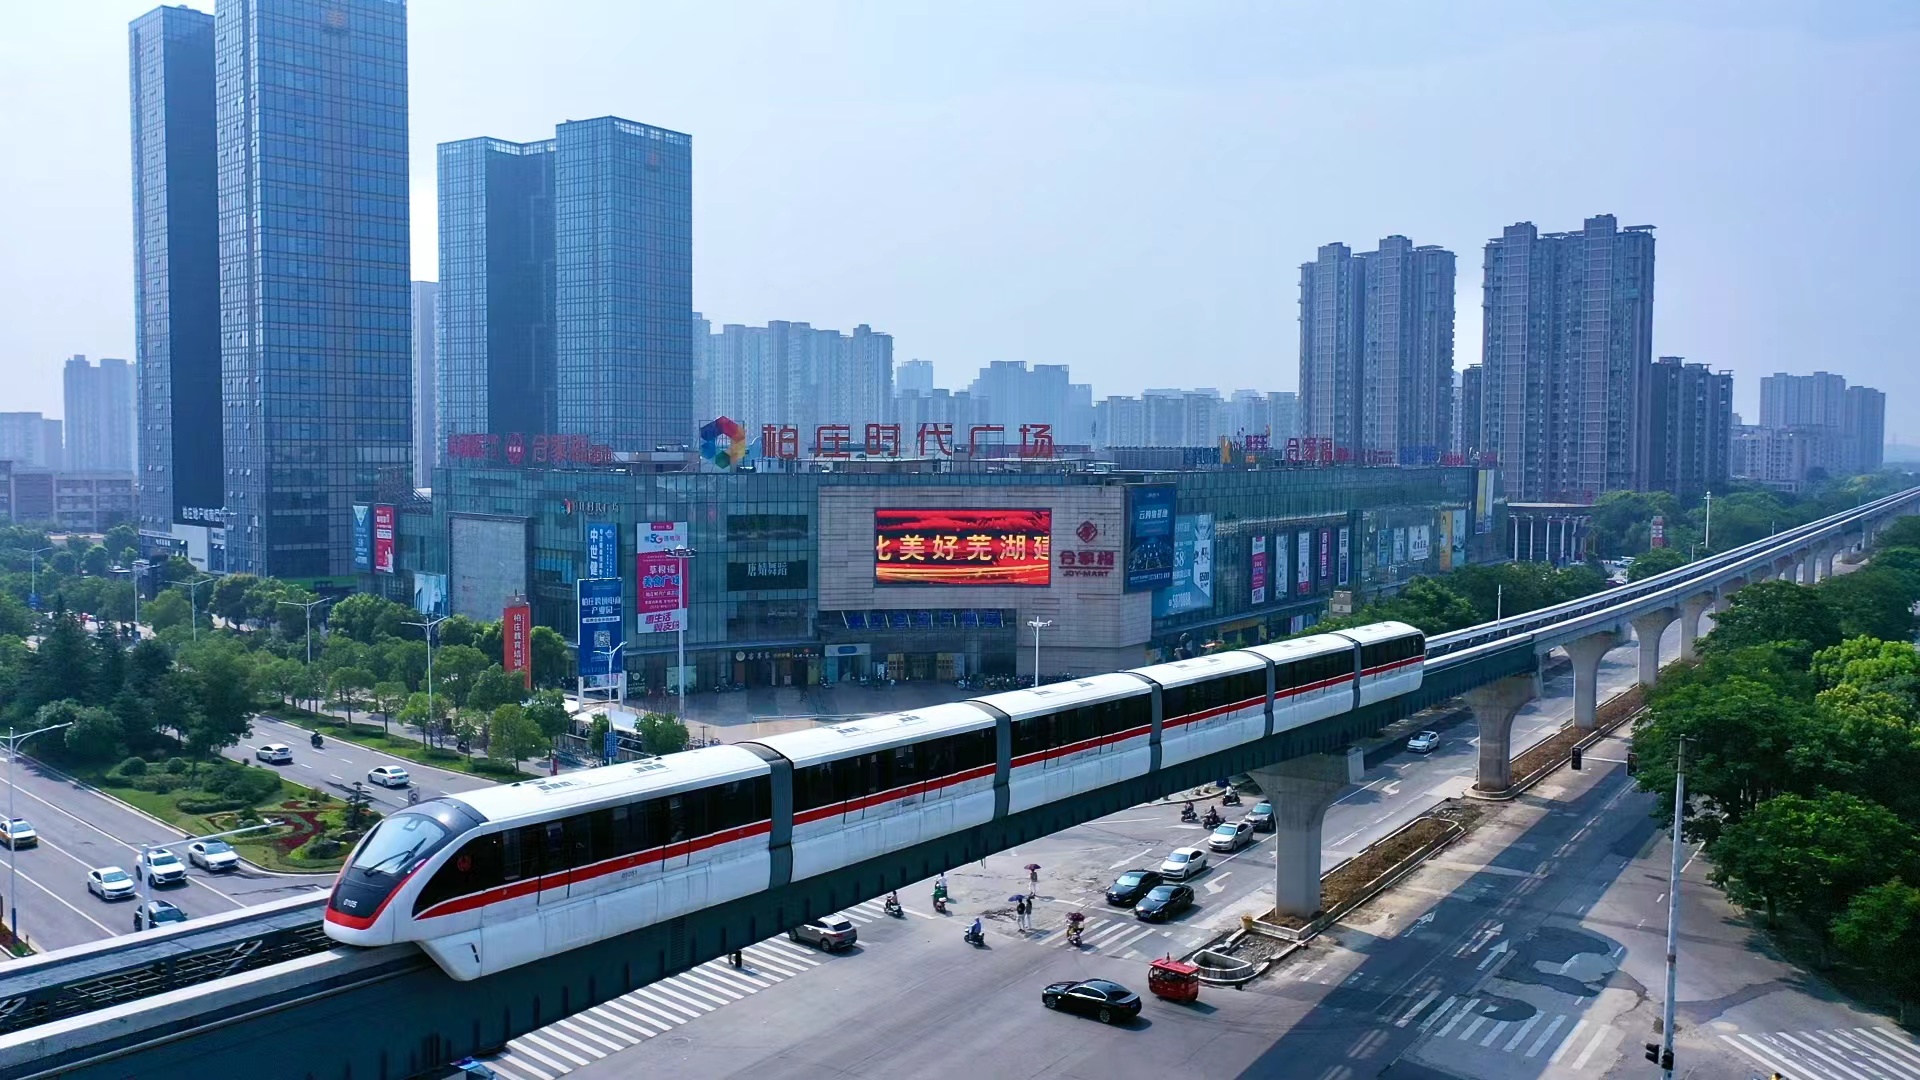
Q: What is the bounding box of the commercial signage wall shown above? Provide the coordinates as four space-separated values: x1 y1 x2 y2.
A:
576 576 625 689
1296 531 1311 596
1123 484 1177 592
1338 527 1351 586
352 505 372 571
1475 469 1498 534
1250 535 1267 605
503 601 532 687
586 521 619 580
1318 528 1331 586
727 559 809 591
873 508 1052 587
1151 514 1214 617
372 504 396 574
449 514 529 621
1393 527 1407 565
636 521 689 634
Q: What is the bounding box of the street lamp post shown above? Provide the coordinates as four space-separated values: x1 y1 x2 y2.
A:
168 575 218 643
129 559 149 640
1703 491 1712 553
593 641 628 706
4 721 72 944
665 547 698 717
1658 736 1689 1080
1027 618 1053 688
403 615 448 745
133 821 282 926
27 547 52 612
278 596 336 666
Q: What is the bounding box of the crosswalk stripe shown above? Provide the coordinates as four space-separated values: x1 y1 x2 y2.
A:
1479 1019 1509 1047
1434 998 1479 1039
1772 1031 1877 1080
1503 1014 1541 1052
702 961 775 988
609 997 681 1031
1103 926 1159 953
487 1057 552 1080
1548 1020 1587 1064
1812 1030 1907 1079
1570 1026 1610 1070
1417 996 1458 1034
1723 1034 1791 1077
1395 989 1440 1027
571 1012 642 1045
635 985 712 1015
673 969 748 1001
501 1040 570 1075
545 1023 613 1058
659 976 733 1008
1526 1014 1565 1057
1864 1028 1920 1070
1456 1016 1486 1041
743 949 810 976
767 940 825 963
518 1033 593 1068
593 1001 662 1037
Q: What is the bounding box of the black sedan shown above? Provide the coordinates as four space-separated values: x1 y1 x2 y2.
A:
1105 869 1165 907
1133 883 1196 923
1041 979 1143 1024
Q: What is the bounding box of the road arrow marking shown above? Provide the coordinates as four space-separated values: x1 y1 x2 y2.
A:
1411 911 1436 932
1204 871 1233 894
1383 781 1403 796
1477 939 1509 971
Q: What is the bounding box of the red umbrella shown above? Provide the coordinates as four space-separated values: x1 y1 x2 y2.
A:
1024 863 1041 871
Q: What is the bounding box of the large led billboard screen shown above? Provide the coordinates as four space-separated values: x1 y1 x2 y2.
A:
874 508 1052 586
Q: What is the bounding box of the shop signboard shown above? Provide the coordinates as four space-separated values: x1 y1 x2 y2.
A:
1410 524 1431 562
352 505 372 571
1318 528 1331 587
1438 512 1456 572
1123 484 1177 592
637 521 689 634
726 559 809 591
1296 530 1311 596
372 504 395 574
1393 527 1407 565
1451 510 1468 567
586 522 619 579
1476 469 1498 534
504 600 532 688
873 508 1052 587
1151 514 1214 617
576 577 624 689
1250 535 1267 605
1337 526 1350 586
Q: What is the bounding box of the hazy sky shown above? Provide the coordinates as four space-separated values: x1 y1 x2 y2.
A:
2 1 1916 437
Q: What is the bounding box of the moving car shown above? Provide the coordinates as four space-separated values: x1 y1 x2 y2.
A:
1246 801 1274 832
0 818 37 849
1208 819 1254 852
187 839 241 872
367 765 411 788
256 743 293 765
1160 846 1208 880
1105 869 1165 907
141 848 188 886
788 916 858 951
1041 979 1143 1024
134 899 187 931
87 866 136 901
1407 730 1440 754
1133 883 1195 923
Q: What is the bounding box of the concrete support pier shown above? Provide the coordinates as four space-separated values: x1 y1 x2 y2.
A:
1564 630 1624 731
1630 607 1677 687
1464 675 1536 794
1248 752 1360 919
1679 593 1714 661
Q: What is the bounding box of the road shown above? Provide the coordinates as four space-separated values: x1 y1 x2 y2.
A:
227 713 501 813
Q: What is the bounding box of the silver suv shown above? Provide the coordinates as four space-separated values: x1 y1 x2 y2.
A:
789 916 858 951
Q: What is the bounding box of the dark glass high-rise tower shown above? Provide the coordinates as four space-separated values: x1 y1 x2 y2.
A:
216 0 413 578
130 5 221 535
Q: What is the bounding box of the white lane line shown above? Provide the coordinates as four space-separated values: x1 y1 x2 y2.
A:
297 763 313 770
1109 845 1157 870
1548 1019 1588 1064
9 863 119 935
1503 1014 1541 1052
1395 989 1440 1027
1417 996 1458 1034
1479 1019 1509 1047
1571 1026 1610 1070
1434 998 1479 1039
1526 1015 1566 1057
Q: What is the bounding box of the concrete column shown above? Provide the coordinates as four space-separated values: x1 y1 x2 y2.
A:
1630 608 1678 687
1817 547 1836 581
1679 593 1714 662
1464 675 1536 794
1564 630 1623 731
1248 753 1358 919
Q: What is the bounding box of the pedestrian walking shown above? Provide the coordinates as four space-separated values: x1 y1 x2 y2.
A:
1017 896 1031 930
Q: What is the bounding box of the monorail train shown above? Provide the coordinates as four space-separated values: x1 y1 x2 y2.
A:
324 621 1423 980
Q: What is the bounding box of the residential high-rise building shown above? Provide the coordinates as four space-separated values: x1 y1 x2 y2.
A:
1298 243 1365 457
129 4 220 539
697 320 894 443
216 0 413 577
1844 385 1885 474
411 282 439 488
1457 364 1484 459
1752 371 1885 477
1759 371 1847 430
896 359 935 395
1267 391 1300 443
0 414 63 470
62 356 136 472
1481 215 1656 501
1646 357 1732 500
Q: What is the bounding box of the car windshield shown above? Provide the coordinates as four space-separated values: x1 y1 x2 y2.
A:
348 814 449 876
154 905 184 920
150 850 181 864
101 869 130 884
1212 825 1237 836
824 919 853 931
1145 886 1176 900
201 841 233 854
1115 872 1145 886
1166 852 1189 863
1255 803 1271 813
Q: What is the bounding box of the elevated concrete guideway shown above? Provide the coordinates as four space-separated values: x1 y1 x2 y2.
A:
5 489 1916 1080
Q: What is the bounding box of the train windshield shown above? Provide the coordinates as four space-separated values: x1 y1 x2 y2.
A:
351 814 449 876
329 803 482 926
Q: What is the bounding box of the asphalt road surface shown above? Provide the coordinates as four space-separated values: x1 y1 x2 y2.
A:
228 713 502 813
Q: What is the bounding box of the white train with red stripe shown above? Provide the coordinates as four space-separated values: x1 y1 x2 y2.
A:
324 621 1422 981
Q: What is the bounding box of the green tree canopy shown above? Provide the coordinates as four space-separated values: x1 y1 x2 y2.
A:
1701 580 1842 663
1811 636 1920 711
1876 517 1920 552
436 615 483 649
464 665 524 715
1633 669 1815 842
525 688 573 740
530 626 573 687
1817 567 1920 644
638 711 690 755
370 681 408 733
1588 489 1681 557
1627 546 1689 582
487 703 545 766
327 666 376 722
145 590 191 632
1711 791 1918 938
48 699 124 763
327 593 415 645
170 636 260 756
432 644 491 707
1832 878 1920 1019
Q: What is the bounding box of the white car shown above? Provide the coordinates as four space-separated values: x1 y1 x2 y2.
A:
1159 846 1209 880
1407 730 1440 754
187 839 241 872
1208 820 1254 853
367 765 411 788
141 848 188 887
0 818 37 849
88 866 136 901
255 743 293 764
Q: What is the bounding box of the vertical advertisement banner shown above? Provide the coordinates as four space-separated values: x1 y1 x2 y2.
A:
503 600 532 688
1250 535 1268 605
1475 469 1497 534
1150 514 1214 617
586 522 618 580
1410 524 1432 562
576 577 625 689
1338 527 1351 586
372 504 396 574
352 505 372 571
1438 512 1456 572
1393 527 1407 565
636 521 690 634
1123 484 1178 592
1318 528 1331 587
1296 531 1311 596
1451 509 1468 567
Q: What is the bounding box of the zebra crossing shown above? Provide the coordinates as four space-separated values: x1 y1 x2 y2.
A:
1051 912 1181 960
473 899 899 1080
1389 993 1620 1071
1718 1026 1920 1080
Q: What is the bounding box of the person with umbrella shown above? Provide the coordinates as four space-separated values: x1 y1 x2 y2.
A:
1025 863 1041 889
1065 910 1085 947
1011 893 1030 930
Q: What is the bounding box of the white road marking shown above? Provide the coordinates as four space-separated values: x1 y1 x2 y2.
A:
9 863 118 935
1456 1016 1486 1041
1570 1026 1611 1070
1548 1019 1587 1064
1433 998 1479 1039
1502 1013 1541 1052
1417 995 1458 1033
1526 1015 1566 1057
1479 1019 1509 1047
1772 1031 1879 1080
1395 989 1439 1027
1863 1028 1920 1069
1108 845 1157 870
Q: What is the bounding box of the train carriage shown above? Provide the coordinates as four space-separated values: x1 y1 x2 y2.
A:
1328 620 1425 705
1128 652 1269 767
745 703 1001 883
1240 633 1363 735
975 674 1155 815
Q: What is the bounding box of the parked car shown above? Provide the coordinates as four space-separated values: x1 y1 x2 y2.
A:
1246 801 1275 832
0 818 38 849
1105 869 1165 907
1407 730 1440 754
1133 883 1196 923
789 916 858 951
1160 846 1208 880
367 765 411 788
87 866 136 901
134 899 187 931
141 848 188 887
1041 979 1143 1024
255 743 293 765
186 839 240 872
1208 820 1254 853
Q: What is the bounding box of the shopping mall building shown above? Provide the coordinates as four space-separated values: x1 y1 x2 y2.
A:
383 457 1502 692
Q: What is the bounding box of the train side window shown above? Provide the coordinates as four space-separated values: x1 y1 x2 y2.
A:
589 808 622 863
502 824 542 883
956 727 993 772
542 821 568 873
665 795 689 844
1161 684 1187 720
641 797 672 848
892 744 919 787
412 831 503 915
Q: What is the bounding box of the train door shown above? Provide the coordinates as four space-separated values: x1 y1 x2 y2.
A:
538 820 572 901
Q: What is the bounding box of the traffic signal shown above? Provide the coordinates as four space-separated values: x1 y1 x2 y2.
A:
1571 746 1583 770
1644 1043 1673 1067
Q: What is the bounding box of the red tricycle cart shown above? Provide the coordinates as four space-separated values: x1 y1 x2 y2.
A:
1147 956 1201 1004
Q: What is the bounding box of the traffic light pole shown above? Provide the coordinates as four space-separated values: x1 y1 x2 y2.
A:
1659 737 1687 1078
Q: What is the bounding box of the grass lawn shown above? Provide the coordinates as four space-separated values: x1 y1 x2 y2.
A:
89 769 351 874
263 705 534 780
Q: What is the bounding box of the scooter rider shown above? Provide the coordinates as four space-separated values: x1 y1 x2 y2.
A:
310 731 324 749
1203 806 1222 829
884 891 903 916
1180 800 1198 822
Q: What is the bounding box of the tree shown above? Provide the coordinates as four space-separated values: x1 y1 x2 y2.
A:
487 703 545 767
1794 683 1920 821
80 545 110 578
49 700 124 763
638 711 690 755
1627 546 1689 582
172 637 260 758
476 620 504 664
1811 636 1920 711
103 523 140 561
530 625 572 687
1871 546 1920 581
145 590 191 633
211 574 262 624
1588 490 1680 558
381 638 429 691
327 666 376 723
450 708 482 757
1632 668 1814 842
432 644 490 707
327 593 413 645
291 662 325 712
1702 580 1842 662
370 681 408 735
1876 517 1920 552
1832 878 1920 1019
0 593 30 638
1711 791 1917 945
525 688 573 741
464 665 523 715
398 691 447 743
587 712 613 763
1817 568 1920 643
20 615 96 718
436 615 482 649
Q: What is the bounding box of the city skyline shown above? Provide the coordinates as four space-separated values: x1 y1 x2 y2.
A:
3 3 1916 436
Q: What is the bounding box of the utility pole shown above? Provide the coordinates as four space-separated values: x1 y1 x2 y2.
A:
1659 736 1688 1079
1027 618 1053 687
666 547 698 716
279 596 336 666
403 615 448 744
169 575 218 643
1496 583 1504 622
4 721 70 944
129 559 149 640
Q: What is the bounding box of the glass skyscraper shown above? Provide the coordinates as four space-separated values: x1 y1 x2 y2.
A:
130 5 222 534
216 0 413 578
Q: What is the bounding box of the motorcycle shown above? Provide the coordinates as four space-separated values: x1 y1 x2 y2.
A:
310 733 324 750
1180 804 1199 824
1221 791 1242 807
1203 810 1222 830
1066 924 1083 947
883 893 904 918
963 919 986 947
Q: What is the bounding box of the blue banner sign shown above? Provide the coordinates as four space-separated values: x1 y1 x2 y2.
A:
586 521 618 579
1124 484 1177 593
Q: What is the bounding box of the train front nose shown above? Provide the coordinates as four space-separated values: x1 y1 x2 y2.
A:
324 876 400 945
